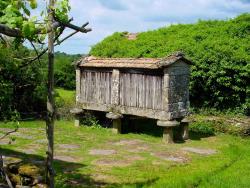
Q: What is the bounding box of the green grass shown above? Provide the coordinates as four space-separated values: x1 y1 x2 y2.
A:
1 120 250 187
56 88 75 107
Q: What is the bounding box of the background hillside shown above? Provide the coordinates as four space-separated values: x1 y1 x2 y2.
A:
90 14 250 114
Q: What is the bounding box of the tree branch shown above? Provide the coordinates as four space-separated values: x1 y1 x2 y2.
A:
19 23 89 68
0 19 91 38
0 24 22 37
28 40 41 63
0 126 18 140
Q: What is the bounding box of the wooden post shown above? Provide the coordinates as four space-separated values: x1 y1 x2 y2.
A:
157 120 180 144
46 0 55 187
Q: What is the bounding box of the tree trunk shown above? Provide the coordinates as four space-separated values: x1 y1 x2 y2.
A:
46 0 55 187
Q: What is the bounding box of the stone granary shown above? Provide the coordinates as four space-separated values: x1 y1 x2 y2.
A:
72 52 192 143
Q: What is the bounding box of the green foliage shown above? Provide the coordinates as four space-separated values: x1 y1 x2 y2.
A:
90 14 250 114
0 0 71 42
190 121 215 136
0 43 46 120
54 52 81 90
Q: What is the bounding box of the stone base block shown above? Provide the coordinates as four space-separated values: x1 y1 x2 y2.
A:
163 127 174 144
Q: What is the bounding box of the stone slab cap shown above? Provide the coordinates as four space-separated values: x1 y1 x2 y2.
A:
70 108 84 114
157 120 180 127
181 117 189 123
106 112 123 119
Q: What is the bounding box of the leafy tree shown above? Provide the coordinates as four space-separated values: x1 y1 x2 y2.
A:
0 0 91 187
54 52 82 89
0 44 46 120
90 14 250 114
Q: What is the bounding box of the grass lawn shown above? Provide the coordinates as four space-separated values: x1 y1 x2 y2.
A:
1 120 250 188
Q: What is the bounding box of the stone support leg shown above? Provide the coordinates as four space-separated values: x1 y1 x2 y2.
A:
163 127 174 144
112 119 122 134
74 115 80 127
157 120 180 144
181 118 189 140
106 112 123 134
70 108 84 127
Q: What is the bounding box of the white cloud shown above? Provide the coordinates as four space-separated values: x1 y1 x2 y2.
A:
41 0 250 54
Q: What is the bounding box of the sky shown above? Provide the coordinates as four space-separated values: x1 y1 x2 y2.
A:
51 0 250 54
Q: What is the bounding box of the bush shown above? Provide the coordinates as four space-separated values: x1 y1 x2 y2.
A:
54 52 81 90
190 121 215 136
90 14 250 115
189 115 250 136
0 44 46 120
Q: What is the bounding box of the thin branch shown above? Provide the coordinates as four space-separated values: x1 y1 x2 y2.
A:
28 40 41 63
0 126 18 140
0 19 91 38
19 23 89 68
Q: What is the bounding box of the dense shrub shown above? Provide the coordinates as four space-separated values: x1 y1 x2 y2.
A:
190 121 215 136
54 52 81 90
90 14 250 115
0 44 46 119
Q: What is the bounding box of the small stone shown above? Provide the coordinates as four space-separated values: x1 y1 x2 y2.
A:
3 156 22 167
18 164 41 178
89 149 116 155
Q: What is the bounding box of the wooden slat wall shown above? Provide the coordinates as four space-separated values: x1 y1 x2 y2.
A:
80 70 112 104
119 73 163 110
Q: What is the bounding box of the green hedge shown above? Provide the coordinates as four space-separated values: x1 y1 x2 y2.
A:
90 14 250 115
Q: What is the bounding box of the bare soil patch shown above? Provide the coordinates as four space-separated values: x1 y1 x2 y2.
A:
182 147 217 155
54 155 82 163
89 149 116 156
151 151 189 163
113 139 150 153
94 158 130 167
57 144 80 150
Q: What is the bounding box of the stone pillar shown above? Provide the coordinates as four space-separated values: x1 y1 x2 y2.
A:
106 112 123 134
181 118 189 140
157 120 180 143
70 108 84 127
112 119 122 134
74 115 80 127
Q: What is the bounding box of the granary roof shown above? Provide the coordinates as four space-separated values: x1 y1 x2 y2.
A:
77 52 192 69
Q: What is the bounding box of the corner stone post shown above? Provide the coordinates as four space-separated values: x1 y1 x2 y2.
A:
157 120 180 143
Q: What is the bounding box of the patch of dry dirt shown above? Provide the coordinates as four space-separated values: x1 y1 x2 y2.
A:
181 147 217 155
151 151 189 163
89 149 116 155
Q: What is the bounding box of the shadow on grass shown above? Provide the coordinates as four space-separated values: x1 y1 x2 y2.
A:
1 147 159 188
